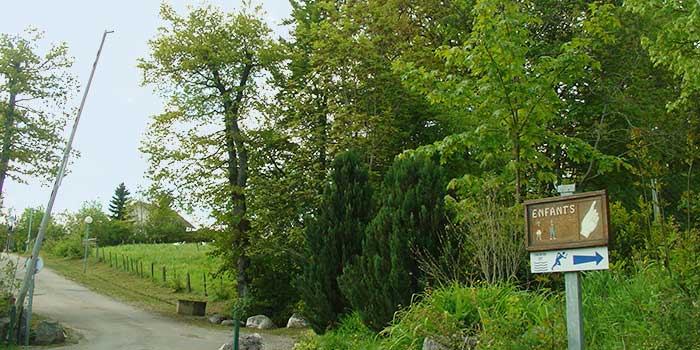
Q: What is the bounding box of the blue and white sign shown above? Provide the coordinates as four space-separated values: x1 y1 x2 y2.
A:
530 246 609 273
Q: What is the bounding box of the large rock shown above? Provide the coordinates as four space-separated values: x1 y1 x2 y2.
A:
32 320 65 345
423 336 477 350
209 313 226 324
423 337 446 350
246 315 276 330
286 314 307 328
217 333 263 350
221 319 241 327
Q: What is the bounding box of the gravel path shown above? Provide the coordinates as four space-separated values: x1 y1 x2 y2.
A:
5 254 295 350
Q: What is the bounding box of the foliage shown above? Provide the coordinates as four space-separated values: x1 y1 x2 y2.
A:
0 28 76 199
108 182 130 220
141 192 187 243
14 206 65 252
625 0 700 107
339 154 447 330
455 186 525 284
299 266 700 350
398 0 622 199
299 150 373 333
49 232 83 259
584 265 700 349
293 313 381 350
139 2 279 299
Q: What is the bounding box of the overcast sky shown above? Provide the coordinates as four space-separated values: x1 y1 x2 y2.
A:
0 1 293 222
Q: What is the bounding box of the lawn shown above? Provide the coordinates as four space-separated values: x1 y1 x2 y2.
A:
100 243 235 299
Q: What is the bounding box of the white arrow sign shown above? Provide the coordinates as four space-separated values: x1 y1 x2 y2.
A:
24 256 43 274
530 246 609 273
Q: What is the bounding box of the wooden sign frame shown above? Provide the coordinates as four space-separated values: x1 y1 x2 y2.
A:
524 190 610 252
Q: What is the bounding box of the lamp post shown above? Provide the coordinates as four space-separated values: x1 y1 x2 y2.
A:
7 215 16 252
83 216 93 273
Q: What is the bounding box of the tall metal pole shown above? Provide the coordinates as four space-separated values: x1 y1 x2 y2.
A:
82 223 90 273
14 30 113 311
25 208 33 253
557 184 584 350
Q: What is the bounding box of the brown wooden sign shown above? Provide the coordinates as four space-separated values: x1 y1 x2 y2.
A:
524 190 610 251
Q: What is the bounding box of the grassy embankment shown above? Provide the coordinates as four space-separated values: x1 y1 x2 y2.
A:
43 243 233 318
294 264 700 350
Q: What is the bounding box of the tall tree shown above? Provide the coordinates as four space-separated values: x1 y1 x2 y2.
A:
108 182 130 220
399 0 621 201
138 4 277 297
299 150 373 334
0 29 76 203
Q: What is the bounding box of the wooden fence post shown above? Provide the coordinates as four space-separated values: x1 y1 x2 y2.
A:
140 261 144 278
162 266 166 283
151 263 154 279
109 252 112 267
203 273 207 296
187 272 191 293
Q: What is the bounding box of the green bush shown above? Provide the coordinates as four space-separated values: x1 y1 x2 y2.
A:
383 284 565 350
299 150 373 333
50 233 85 259
294 312 382 350
340 153 447 331
584 264 700 349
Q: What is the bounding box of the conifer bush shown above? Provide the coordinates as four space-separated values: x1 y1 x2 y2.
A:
339 154 447 331
299 150 373 334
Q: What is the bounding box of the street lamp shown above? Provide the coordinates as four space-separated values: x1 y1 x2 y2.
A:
83 216 93 273
7 215 16 252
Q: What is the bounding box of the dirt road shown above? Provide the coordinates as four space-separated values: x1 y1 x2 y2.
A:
6 255 294 350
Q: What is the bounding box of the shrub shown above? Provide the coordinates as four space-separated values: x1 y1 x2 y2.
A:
293 312 382 350
299 150 373 333
50 233 85 259
340 153 447 331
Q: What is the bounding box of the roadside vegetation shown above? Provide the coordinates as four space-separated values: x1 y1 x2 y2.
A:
1 0 699 349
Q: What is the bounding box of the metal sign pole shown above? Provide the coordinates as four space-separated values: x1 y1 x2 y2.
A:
557 184 584 350
83 223 90 273
565 272 584 350
15 30 113 311
25 275 35 349
25 209 33 253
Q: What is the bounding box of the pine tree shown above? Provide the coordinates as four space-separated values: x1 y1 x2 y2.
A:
108 183 130 220
299 150 373 334
339 154 447 331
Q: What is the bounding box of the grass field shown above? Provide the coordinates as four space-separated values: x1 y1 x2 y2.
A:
100 243 235 299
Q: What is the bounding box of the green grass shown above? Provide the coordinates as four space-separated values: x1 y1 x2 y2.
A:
294 265 700 350
100 243 235 299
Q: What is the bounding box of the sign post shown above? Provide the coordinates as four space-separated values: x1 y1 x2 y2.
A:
525 189 611 350
24 257 43 349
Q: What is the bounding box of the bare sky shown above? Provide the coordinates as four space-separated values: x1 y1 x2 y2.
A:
0 1 292 222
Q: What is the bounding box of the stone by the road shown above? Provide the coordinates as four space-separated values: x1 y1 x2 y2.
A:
32 320 66 345
286 313 307 328
208 313 226 324
246 315 276 329
220 319 241 327
423 337 446 350
217 333 263 350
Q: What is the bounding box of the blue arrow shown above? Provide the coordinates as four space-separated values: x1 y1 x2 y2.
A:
573 252 604 265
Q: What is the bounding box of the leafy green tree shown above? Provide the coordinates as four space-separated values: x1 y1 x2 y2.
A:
139 4 277 297
144 191 187 243
0 29 76 202
15 206 65 251
108 182 130 220
399 0 621 201
339 154 447 330
299 150 373 334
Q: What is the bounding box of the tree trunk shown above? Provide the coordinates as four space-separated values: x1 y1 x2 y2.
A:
215 62 253 299
0 91 17 201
